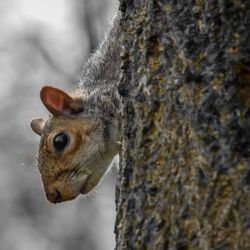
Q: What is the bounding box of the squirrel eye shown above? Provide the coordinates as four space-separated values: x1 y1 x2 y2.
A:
53 133 70 153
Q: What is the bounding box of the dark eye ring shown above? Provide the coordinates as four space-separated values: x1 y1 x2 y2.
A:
53 132 70 153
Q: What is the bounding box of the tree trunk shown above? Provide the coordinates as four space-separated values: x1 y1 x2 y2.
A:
115 0 250 249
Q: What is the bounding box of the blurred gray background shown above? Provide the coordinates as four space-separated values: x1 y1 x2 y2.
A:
0 0 118 249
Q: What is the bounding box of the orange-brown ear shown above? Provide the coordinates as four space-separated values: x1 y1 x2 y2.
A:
31 117 45 136
40 86 84 116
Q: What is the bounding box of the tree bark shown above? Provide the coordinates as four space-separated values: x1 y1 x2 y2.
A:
115 0 250 249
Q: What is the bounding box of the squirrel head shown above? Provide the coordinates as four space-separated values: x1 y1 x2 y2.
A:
31 86 119 204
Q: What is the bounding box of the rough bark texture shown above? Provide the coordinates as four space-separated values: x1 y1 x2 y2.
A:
115 0 250 249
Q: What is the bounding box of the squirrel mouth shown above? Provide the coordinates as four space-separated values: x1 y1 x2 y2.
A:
79 175 96 194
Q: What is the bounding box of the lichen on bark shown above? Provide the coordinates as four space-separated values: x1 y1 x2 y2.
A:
115 1 250 249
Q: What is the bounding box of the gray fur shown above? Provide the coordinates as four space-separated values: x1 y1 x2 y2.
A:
75 13 122 119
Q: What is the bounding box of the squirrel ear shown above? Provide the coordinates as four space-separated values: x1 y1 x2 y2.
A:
40 86 84 116
31 117 45 136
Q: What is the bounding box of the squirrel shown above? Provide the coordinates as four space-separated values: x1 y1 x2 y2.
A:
31 13 122 204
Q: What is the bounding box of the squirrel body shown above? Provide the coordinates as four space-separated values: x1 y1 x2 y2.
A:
31 13 122 203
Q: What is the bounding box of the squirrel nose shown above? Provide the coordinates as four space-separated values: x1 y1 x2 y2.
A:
45 181 80 203
46 187 62 203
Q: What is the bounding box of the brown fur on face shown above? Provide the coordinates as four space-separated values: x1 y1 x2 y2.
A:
37 115 117 203
31 86 120 203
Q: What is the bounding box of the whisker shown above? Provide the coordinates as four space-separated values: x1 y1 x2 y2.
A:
18 162 38 171
91 189 114 199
